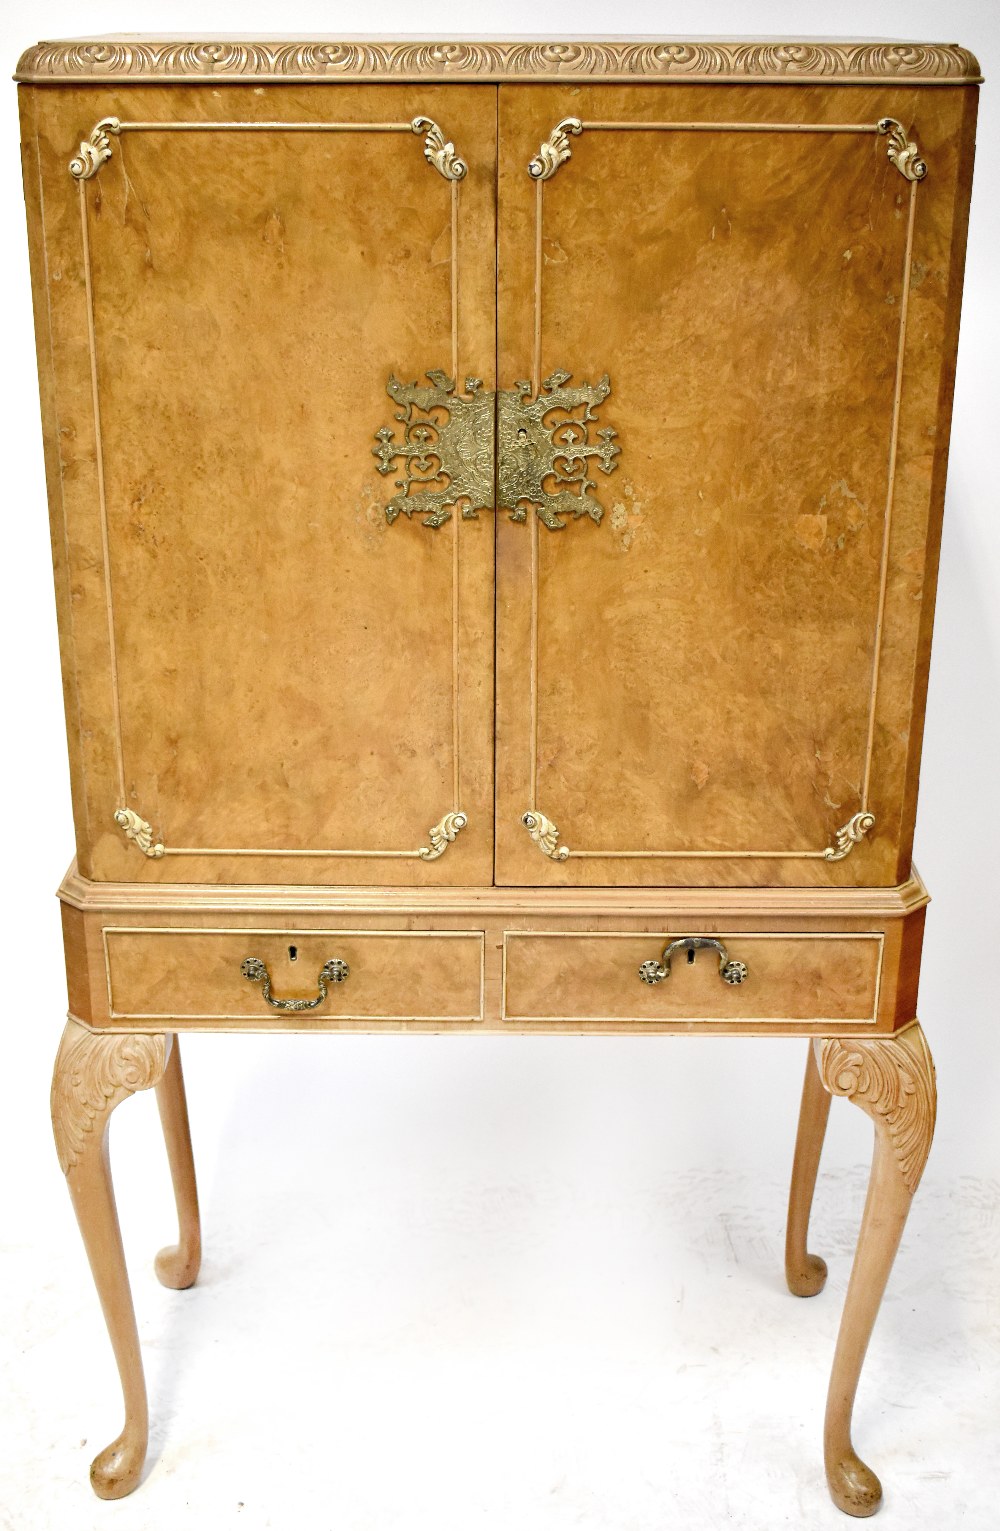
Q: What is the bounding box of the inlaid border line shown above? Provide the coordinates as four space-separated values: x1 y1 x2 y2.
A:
103 119 415 133
450 176 463 818
582 120 881 133
528 119 916 860
77 118 462 859
529 174 544 813
79 177 126 806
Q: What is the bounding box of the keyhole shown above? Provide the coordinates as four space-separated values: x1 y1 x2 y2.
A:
288 945 297 962
687 948 695 965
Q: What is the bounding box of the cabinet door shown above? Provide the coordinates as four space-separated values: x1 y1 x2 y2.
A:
23 84 497 885
495 84 975 887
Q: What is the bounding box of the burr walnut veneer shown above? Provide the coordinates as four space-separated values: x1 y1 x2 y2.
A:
17 35 979 1517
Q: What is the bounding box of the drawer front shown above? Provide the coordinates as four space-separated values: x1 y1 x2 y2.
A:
503 932 883 1025
104 929 484 1023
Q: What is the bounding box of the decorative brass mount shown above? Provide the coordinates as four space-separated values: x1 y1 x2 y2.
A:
240 955 349 1011
373 373 494 528
374 368 620 531
638 937 749 986
499 371 620 529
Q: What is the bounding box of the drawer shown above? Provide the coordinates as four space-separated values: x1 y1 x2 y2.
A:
103 928 485 1024
502 932 884 1026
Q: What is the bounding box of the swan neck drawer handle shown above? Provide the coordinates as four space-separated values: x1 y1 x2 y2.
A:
638 937 748 987
240 956 350 1011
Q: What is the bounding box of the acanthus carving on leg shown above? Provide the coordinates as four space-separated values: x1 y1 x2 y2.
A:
815 1025 936 1194
813 1023 936 1518
51 1020 171 1499
52 1024 170 1173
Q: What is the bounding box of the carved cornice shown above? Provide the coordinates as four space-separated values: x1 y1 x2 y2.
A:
815 1024 936 1194
51 1021 169 1174
15 39 982 86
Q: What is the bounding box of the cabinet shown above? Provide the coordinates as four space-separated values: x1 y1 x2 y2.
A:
17 35 979 1515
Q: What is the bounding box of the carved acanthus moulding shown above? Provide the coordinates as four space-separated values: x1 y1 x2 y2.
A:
522 810 570 861
824 810 876 863
114 808 165 858
418 810 468 861
877 117 928 181
51 1021 170 1175
16 40 982 85
412 116 467 181
814 1024 936 1195
68 116 121 180
529 118 583 181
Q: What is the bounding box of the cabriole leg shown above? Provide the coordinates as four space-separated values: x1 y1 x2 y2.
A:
154 1036 201 1290
51 1019 171 1499
814 1023 936 1517
786 1041 834 1296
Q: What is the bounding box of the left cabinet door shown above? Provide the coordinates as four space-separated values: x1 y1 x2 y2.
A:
21 84 497 885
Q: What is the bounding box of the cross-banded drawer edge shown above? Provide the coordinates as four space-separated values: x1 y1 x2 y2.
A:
502 930 886 1026
102 926 487 1023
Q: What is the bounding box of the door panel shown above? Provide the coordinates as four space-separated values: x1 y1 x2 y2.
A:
495 84 972 886
29 84 497 884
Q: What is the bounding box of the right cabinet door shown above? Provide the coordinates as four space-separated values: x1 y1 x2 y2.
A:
494 83 976 887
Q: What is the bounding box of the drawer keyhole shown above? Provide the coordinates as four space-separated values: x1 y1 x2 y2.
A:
288 945 297 962
687 948 695 964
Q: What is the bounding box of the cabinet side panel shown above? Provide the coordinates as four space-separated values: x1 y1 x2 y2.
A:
19 87 92 874
893 88 978 878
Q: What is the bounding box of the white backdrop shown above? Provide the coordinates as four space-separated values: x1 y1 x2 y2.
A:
1 5 997 1529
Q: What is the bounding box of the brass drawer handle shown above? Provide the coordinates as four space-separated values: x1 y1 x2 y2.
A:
240 956 350 1011
638 937 748 987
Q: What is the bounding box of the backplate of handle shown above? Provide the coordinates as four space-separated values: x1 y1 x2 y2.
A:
240 956 350 1011
638 937 748 987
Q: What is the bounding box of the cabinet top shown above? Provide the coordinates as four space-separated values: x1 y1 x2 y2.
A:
14 36 982 86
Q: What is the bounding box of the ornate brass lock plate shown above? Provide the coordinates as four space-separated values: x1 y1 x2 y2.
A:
373 367 620 531
373 371 495 529
499 370 620 529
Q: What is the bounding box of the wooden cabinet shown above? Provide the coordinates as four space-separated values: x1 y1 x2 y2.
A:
18 36 979 1516
20 68 976 893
